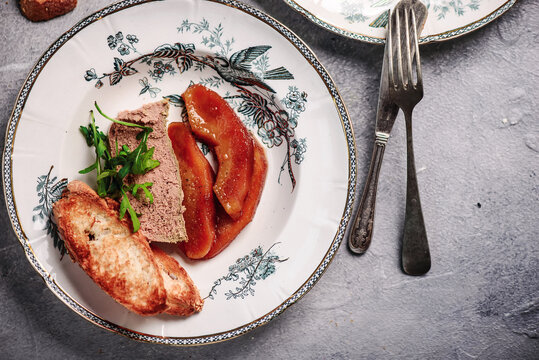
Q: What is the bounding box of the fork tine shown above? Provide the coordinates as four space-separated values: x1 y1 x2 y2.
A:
395 8 404 88
411 8 422 87
404 8 413 88
387 8 394 87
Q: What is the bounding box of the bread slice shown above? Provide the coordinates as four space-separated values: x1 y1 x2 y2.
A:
150 245 204 316
52 180 167 316
108 100 188 243
20 0 77 22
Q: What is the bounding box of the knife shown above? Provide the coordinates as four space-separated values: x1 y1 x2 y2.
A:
347 16 399 254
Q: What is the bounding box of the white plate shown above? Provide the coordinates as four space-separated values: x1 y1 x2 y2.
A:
2 0 356 345
284 0 516 44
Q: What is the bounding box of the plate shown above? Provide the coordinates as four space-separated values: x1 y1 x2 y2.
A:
283 0 516 44
2 0 356 345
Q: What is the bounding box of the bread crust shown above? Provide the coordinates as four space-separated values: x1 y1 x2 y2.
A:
151 245 204 316
52 180 167 316
20 0 77 22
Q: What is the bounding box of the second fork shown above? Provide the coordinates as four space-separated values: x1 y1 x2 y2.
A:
388 0 431 275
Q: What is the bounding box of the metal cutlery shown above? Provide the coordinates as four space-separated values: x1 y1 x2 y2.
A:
387 0 431 275
348 0 430 275
347 10 400 255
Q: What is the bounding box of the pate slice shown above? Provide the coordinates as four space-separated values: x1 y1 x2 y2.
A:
108 100 188 243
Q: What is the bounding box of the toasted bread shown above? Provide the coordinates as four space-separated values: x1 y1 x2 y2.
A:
52 180 167 316
108 100 188 244
150 245 204 316
20 0 77 22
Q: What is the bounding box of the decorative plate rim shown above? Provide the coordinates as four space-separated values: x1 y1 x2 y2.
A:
283 0 517 44
1 0 357 346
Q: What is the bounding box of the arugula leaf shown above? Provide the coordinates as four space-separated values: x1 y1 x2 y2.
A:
79 103 160 232
79 162 97 174
94 101 153 133
131 182 154 204
96 170 116 181
119 189 141 232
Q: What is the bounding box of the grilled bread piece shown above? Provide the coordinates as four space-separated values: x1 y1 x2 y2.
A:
150 245 204 316
52 180 167 316
20 0 77 22
108 100 188 243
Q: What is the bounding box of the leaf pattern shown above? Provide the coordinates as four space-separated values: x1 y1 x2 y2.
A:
426 0 481 20
338 0 482 26
121 66 138 76
206 243 288 300
32 166 68 257
109 72 122 86
153 43 183 58
113 57 124 71
237 91 270 128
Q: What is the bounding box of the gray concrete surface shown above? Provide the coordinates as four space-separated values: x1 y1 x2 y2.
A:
1 0 538 358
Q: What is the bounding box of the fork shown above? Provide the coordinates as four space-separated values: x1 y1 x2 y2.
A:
388 1 431 275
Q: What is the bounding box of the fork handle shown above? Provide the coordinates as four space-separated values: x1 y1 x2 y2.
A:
348 137 387 254
402 111 431 275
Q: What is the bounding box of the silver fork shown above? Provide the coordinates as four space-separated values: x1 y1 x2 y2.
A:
388 1 431 275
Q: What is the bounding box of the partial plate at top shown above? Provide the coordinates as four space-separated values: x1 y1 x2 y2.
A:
284 0 516 44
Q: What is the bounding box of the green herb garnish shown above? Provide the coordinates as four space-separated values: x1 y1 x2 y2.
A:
79 102 160 232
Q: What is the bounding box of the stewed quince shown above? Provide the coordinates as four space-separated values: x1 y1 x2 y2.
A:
168 84 267 259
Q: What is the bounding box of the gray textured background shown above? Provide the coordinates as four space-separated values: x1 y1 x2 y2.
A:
1 0 538 359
